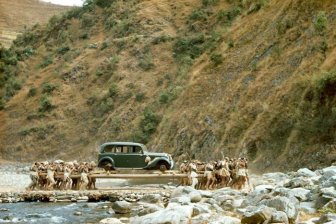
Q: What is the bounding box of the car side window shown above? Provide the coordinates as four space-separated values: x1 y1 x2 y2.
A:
133 146 143 154
104 145 113 153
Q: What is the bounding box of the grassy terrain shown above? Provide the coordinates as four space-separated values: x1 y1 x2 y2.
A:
0 0 335 171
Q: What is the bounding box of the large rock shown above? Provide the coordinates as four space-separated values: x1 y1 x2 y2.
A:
189 191 202 203
253 185 274 195
284 177 314 188
112 200 131 214
170 196 191 205
209 215 241 224
192 203 211 216
287 188 311 201
299 202 317 214
271 211 289 224
241 205 274 224
297 168 317 178
140 194 162 204
316 213 336 224
321 176 336 188
136 202 164 216
262 172 289 185
99 218 123 224
130 205 193 224
260 196 298 223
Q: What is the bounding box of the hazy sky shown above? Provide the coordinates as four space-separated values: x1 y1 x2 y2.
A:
41 0 84 6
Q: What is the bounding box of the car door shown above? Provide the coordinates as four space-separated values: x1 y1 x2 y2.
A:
126 146 147 168
113 145 129 168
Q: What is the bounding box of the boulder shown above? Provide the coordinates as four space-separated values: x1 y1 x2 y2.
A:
191 213 212 224
241 205 274 224
316 213 336 224
260 196 298 223
170 196 191 205
99 218 123 224
198 190 213 198
320 176 336 188
323 199 336 210
130 205 193 224
287 188 310 201
299 202 317 214
112 200 131 214
192 203 211 216
271 211 289 224
189 191 202 203
136 202 164 216
253 185 274 195
140 194 162 204
209 215 241 224
284 177 314 188
297 168 317 178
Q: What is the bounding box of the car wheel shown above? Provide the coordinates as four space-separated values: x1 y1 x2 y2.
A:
158 162 169 172
102 161 113 171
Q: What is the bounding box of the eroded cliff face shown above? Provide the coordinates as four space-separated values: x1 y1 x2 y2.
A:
0 0 70 47
0 0 335 171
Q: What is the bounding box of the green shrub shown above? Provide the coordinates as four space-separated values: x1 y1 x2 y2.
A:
202 0 219 6
39 55 53 69
141 108 160 133
314 11 328 35
27 87 37 97
210 53 223 65
4 78 21 99
56 46 70 55
100 41 109 50
217 7 242 24
312 71 336 94
159 91 170 104
135 92 145 102
108 83 119 97
42 83 57 94
138 55 154 71
39 95 54 113
81 13 96 28
189 9 208 22
0 98 5 110
152 35 173 45
173 34 206 60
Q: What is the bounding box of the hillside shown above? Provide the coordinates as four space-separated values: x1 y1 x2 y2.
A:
0 0 70 47
0 0 335 171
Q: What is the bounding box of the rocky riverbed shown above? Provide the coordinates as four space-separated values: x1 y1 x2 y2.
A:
0 165 336 224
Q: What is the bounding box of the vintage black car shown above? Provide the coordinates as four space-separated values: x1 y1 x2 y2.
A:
97 142 174 171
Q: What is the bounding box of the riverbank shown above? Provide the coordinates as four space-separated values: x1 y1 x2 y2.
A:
0 165 335 224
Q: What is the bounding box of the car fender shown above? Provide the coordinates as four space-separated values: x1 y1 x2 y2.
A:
98 157 115 167
145 157 171 169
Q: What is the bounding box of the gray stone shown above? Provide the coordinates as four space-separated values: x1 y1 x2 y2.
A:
130 205 193 224
136 202 163 216
189 191 202 203
287 188 310 201
241 205 274 224
321 187 336 198
271 211 289 224
321 176 336 188
74 212 82 216
191 213 212 224
192 203 211 216
171 187 184 198
209 215 241 224
297 168 317 177
253 185 274 195
260 196 298 223
316 213 336 224
140 194 162 204
112 200 131 214
299 202 317 214
99 218 123 224
170 196 191 205
284 177 314 188
198 190 213 198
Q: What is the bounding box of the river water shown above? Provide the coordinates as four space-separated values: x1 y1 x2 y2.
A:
0 165 178 223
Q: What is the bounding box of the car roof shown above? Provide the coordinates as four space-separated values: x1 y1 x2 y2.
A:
100 142 146 148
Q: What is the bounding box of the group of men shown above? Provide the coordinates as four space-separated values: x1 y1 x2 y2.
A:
179 157 250 191
27 160 97 191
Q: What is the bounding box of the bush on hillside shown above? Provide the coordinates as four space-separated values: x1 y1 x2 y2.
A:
173 34 206 60
0 98 5 110
27 87 37 97
135 92 145 102
38 95 54 113
210 53 223 65
108 84 119 97
314 11 328 35
39 55 53 69
4 78 21 99
42 83 57 94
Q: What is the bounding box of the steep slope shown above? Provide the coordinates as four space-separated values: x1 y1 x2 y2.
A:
0 0 70 47
0 0 335 171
